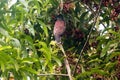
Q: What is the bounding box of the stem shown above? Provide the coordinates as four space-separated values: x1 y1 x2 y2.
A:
37 73 68 76
59 44 73 80
73 0 103 76
85 2 107 29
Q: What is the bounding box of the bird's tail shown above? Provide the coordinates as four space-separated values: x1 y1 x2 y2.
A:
55 35 61 44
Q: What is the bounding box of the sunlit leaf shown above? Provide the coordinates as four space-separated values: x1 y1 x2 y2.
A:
20 66 38 74
11 38 21 48
0 46 11 51
104 61 117 73
52 56 62 66
0 27 10 37
0 61 5 72
21 58 38 64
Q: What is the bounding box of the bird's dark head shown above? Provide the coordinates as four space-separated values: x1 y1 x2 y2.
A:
56 14 64 20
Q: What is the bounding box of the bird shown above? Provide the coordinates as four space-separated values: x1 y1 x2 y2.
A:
53 14 66 44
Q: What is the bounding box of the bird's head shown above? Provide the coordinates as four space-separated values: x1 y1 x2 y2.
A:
56 14 64 21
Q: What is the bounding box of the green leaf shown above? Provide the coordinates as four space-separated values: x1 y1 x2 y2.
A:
39 48 51 61
37 20 48 37
0 61 5 72
87 58 102 64
0 52 11 72
0 39 6 46
100 39 118 58
0 46 11 51
52 56 62 66
76 68 108 79
76 71 91 79
11 38 21 48
9 59 19 71
106 52 120 61
90 68 108 75
0 27 10 37
20 66 38 74
100 41 113 57
21 58 38 64
38 41 51 61
79 11 88 24
104 61 117 73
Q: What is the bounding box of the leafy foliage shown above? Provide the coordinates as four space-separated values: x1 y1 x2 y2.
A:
0 0 120 80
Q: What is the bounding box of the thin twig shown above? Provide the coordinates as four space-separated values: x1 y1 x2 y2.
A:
101 23 107 29
59 44 73 80
85 3 107 29
37 73 68 76
64 0 80 3
60 0 63 11
73 0 103 76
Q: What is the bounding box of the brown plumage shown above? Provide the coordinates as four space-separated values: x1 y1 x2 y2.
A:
53 15 66 43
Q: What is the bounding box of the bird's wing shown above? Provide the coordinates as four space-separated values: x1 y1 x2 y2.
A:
53 20 66 36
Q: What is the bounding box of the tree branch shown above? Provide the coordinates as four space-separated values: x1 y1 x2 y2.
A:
85 2 107 29
73 0 103 76
37 73 68 76
59 44 73 80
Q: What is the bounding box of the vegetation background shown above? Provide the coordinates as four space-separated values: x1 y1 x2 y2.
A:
0 0 120 80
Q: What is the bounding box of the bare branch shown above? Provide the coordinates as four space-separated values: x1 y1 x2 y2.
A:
85 3 107 29
37 73 68 76
73 0 103 76
59 44 73 80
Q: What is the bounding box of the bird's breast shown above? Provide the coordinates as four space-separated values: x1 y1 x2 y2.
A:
54 20 66 35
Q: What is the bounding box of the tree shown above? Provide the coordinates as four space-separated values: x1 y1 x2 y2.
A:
0 0 120 79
